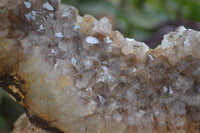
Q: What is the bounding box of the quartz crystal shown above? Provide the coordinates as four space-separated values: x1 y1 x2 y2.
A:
0 0 200 133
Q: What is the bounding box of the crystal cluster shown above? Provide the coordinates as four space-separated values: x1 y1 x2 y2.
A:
0 0 200 133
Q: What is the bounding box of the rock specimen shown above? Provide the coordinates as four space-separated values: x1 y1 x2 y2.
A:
0 0 200 133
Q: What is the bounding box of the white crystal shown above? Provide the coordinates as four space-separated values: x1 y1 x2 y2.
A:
169 87 174 94
31 11 36 20
62 11 70 17
132 68 137 72
137 110 146 117
104 36 113 43
102 66 108 71
184 38 190 46
55 32 64 38
38 24 44 31
74 24 80 30
177 26 187 33
24 1 31 8
31 11 36 16
86 36 99 44
51 49 56 54
79 57 98 71
86 87 92 92
126 38 134 41
163 86 168 93
49 13 54 18
148 54 155 61
25 11 37 21
108 75 112 80
43 2 54 11
25 13 31 21
154 110 159 116
98 95 106 105
71 57 77 66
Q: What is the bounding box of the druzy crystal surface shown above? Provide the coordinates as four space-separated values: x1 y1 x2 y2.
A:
0 0 200 133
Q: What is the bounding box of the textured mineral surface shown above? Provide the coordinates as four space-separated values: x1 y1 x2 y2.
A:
12 113 49 133
0 0 200 133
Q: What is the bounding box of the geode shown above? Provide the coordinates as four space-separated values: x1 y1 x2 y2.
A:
0 0 200 133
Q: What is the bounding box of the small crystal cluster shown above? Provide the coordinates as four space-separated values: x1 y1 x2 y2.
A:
0 0 200 133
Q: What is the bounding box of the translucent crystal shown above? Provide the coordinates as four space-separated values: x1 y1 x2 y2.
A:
24 1 31 8
43 2 54 11
86 36 99 44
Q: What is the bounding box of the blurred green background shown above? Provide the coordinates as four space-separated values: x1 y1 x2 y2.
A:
1 0 200 132
0 88 24 133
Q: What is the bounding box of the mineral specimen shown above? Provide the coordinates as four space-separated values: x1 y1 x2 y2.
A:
0 0 200 133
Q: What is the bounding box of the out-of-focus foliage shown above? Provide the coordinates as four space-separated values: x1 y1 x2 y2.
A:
0 88 24 133
62 0 200 47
